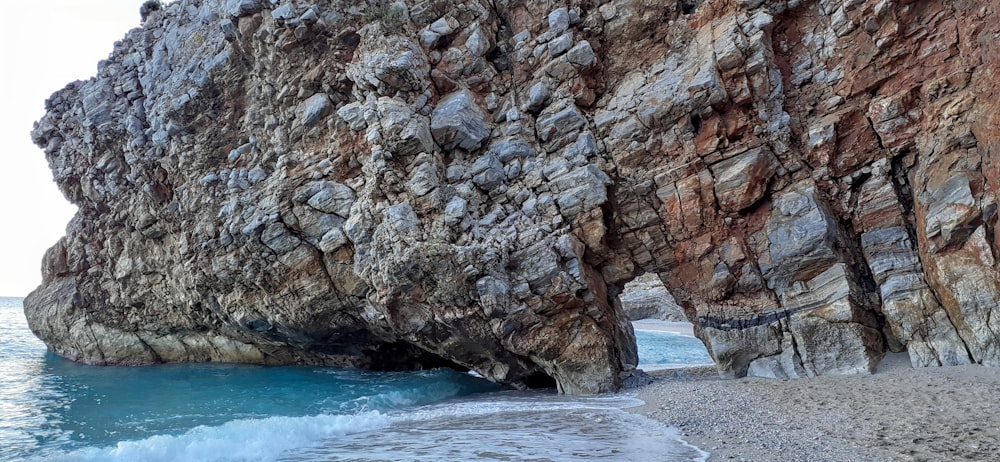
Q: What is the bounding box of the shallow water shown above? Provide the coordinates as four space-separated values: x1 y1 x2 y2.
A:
634 329 714 370
1 298 709 461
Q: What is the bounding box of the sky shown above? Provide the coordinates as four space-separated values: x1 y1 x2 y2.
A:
0 1 150 296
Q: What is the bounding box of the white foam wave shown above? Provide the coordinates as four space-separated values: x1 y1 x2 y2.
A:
304 392 710 461
39 392 710 462
44 411 391 462
335 380 466 413
389 392 646 424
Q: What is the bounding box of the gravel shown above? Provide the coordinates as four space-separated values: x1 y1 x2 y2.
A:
628 355 1000 461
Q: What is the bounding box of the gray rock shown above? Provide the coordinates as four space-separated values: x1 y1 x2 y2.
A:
271 3 297 20
199 173 219 185
562 131 597 164
599 3 617 20
785 283 884 377
377 97 434 156
760 186 841 293
431 89 490 151
566 40 596 67
429 17 457 35
713 22 746 72
750 11 774 33
466 26 490 57
491 139 535 163
420 29 441 48
568 8 581 25
385 203 420 235
476 276 510 317
551 165 611 216
469 153 499 176
220 19 237 40
505 159 522 179
446 164 467 182
525 82 550 113
317 227 349 252
536 101 587 152
225 0 261 17
548 32 574 57
337 102 368 131
474 167 505 190
512 29 531 44
299 7 318 23
511 241 561 289
747 356 791 379
923 174 978 250
296 209 345 242
261 222 301 254
620 273 687 321
620 370 653 389
228 142 253 163
708 263 737 300
347 35 428 94
343 213 371 245
444 196 468 225
628 54 726 129
407 162 439 196
247 168 267 184
300 93 331 127
306 181 356 217
549 7 570 33
855 168 972 368
470 154 504 190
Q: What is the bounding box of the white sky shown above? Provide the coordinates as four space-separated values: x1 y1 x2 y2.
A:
0 1 150 296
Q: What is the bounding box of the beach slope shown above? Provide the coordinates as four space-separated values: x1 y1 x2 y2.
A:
634 354 1000 461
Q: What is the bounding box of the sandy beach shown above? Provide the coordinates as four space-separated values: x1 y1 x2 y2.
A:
631 350 1000 461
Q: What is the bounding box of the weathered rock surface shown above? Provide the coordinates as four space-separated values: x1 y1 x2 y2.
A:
26 0 1000 392
621 273 688 321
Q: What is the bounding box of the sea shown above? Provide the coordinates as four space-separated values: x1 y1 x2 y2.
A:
0 296 712 461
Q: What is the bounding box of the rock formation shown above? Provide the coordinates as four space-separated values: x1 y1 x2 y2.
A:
621 273 687 321
26 0 1000 392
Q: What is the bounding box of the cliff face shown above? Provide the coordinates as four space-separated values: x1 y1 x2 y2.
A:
621 273 687 321
27 0 999 392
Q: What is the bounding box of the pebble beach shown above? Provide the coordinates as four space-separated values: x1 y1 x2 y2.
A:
631 352 1000 461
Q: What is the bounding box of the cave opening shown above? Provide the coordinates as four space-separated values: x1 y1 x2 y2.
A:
365 341 470 372
363 343 560 391
521 372 558 389
621 274 715 371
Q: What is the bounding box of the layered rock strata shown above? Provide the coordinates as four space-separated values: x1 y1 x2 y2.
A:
27 0 1000 392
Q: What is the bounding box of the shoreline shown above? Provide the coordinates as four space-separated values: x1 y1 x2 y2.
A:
629 353 1000 461
632 320 715 372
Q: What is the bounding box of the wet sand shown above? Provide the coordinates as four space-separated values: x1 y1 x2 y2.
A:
630 351 1000 461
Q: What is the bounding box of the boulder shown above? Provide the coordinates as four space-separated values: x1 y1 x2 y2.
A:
431 89 490 151
710 147 778 212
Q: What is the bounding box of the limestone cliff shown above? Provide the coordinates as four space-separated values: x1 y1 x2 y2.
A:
27 0 1000 393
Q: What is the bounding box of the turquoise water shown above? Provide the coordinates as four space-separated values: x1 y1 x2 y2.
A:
634 329 714 370
0 297 709 461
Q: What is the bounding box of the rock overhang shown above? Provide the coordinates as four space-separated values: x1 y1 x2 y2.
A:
24 0 1000 393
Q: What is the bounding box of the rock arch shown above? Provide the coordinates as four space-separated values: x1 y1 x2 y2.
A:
26 0 1000 394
